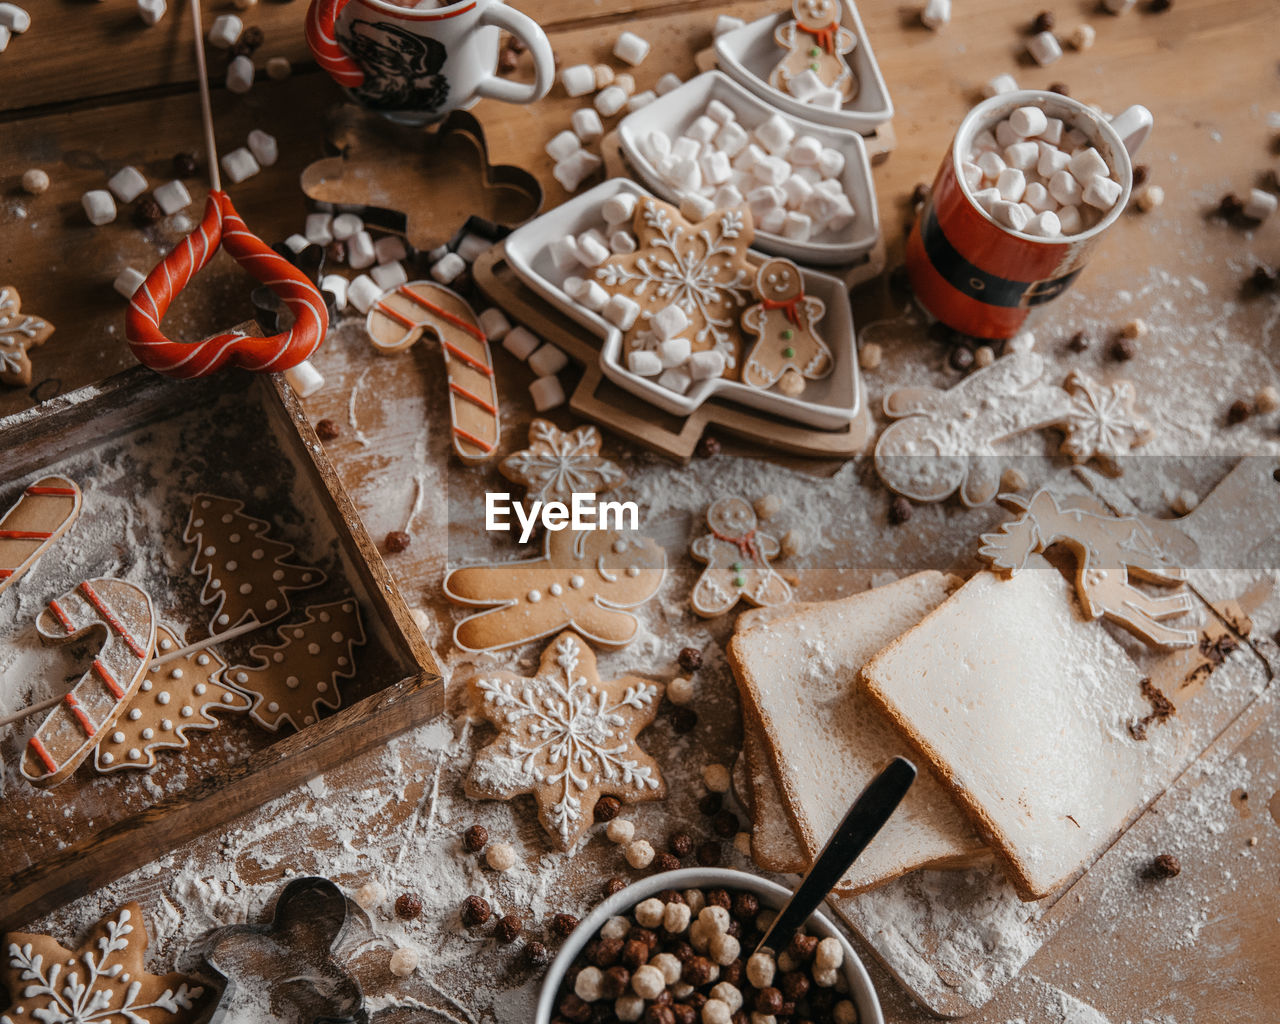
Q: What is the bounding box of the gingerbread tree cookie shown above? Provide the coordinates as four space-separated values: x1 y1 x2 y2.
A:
740 257 833 395
184 494 326 635
499 419 627 503
0 286 54 389
94 623 252 773
467 631 666 849
595 198 754 372
770 0 858 102
690 496 792 617
225 600 366 732
2 903 208 1024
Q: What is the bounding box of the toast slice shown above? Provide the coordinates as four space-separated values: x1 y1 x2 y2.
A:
862 562 1158 900
741 706 809 872
729 572 988 896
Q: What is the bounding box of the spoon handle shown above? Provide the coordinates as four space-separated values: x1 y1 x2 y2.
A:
754 756 917 958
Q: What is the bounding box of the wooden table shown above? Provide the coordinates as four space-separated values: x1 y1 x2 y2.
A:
3 1 1279 1022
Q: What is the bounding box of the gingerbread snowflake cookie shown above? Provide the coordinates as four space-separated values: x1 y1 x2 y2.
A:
770 0 858 103
466 631 666 849
499 419 626 502
740 257 833 395
2 903 208 1024
0 286 54 388
690 496 793 617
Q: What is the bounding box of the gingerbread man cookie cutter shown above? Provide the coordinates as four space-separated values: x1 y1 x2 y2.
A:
874 341 1152 507
690 496 793 617
443 527 667 652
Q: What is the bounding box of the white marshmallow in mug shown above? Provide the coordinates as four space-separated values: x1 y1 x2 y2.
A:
1082 175 1122 210
1068 147 1109 185
1023 182 1054 212
961 161 982 191
1048 168 1083 206
614 30 650 66
996 167 1026 203
1008 106 1048 138
1056 204 1083 234
671 136 701 162
991 200 1029 231
700 150 732 185
1004 141 1039 171
1037 141 1070 178
759 208 786 233
782 212 812 241
971 187 1001 213
976 151 1005 181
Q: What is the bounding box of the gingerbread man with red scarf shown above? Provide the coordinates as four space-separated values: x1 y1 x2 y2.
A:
740 257 833 396
690 496 793 617
770 0 858 103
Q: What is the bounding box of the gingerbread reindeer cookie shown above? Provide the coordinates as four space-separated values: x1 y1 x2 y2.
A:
444 527 666 652
690 496 792 617
770 0 858 103
740 257 832 395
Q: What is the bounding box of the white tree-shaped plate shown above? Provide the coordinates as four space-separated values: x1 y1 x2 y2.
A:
617 71 880 267
503 179 863 430
714 0 894 134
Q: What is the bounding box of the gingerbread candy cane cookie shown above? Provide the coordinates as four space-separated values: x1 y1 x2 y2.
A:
22 578 157 787
0 476 81 596
365 281 500 464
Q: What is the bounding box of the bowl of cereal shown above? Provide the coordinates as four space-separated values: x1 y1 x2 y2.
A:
535 867 882 1024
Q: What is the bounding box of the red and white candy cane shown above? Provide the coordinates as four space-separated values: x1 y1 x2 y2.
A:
22 579 157 788
126 190 328 379
306 0 364 88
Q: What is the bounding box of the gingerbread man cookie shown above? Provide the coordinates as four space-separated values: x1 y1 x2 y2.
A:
690 497 792 617
444 528 666 652
467 631 666 849
0 286 54 388
740 257 832 395
770 0 858 103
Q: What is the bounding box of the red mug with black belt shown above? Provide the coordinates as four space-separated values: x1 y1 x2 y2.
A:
906 91 1152 340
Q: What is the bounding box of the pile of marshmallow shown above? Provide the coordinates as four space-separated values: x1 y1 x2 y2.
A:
962 105 1119 237
638 100 855 243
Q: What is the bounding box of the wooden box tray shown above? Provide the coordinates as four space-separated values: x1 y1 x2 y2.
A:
0 367 441 931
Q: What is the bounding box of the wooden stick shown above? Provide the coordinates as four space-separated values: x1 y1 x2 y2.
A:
190 0 221 192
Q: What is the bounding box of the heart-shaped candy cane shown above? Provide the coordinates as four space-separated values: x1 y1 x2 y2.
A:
126 190 328 379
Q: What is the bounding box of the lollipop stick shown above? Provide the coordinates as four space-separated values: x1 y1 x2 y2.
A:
189 0 221 192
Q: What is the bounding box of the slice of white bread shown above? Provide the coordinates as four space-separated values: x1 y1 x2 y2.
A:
862 561 1158 901
729 571 988 896
741 708 809 872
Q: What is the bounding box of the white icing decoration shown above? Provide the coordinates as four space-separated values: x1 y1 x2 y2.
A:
111 731 124 744
129 748 141 759
307 643 320 655
157 692 170 705
128 709 142 720
286 676 300 688
142 728 154 739
569 575 584 589
181 706 194 717
194 683 206 695
550 583 563 596
162 719 173 730
101 752 114 764
500 421 627 502
170 668 183 679
528 590 542 603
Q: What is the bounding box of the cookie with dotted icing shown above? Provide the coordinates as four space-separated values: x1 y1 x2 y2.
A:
94 623 251 773
690 496 792 617
183 494 326 635
443 527 667 652
224 600 365 732
739 257 832 395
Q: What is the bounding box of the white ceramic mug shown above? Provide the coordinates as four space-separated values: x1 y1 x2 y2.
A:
307 0 554 125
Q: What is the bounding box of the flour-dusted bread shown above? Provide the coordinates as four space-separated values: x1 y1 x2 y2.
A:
729 572 987 896
741 707 808 873
862 561 1161 901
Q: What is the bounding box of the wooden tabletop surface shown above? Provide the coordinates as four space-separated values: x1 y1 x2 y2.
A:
2 0 1279 1021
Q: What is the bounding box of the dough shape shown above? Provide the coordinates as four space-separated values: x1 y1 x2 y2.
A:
22 578 157 787
690 496 792 617
1 903 207 1024
364 280 500 464
94 623 251 773
444 527 667 652
499 419 627 502
0 285 54 389
770 0 858 103
0 476 81 596
740 257 832 393
466 630 666 849
979 489 1196 648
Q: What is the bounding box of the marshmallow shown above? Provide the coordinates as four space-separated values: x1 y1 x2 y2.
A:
701 150 732 185
1102 0 1134 11
971 129 999 153
754 156 790 187
0 3 30 32
786 69 826 101
1134 184 1164 211
332 213 363 240
642 131 671 163
626 90 656 112
614 75 636 98
714 121 750 158
976 151 1006 180
992 199 1029 231
996 120 1021 149
1068 24 1096 49
960 161 983 191
375 235 409 264
283 361 324 398
430 251 465 283
320 274 347 311
782 211 812 241
1009 106 1048 138
808 88 843 110
706 100 735 125
266 56 292 79
0 24 11 51
20 168 47 194
687 115 718 144
628 350 663 376
554 150 601 192
971 187 1002 212
348 230 377 270
113 267 146 298
609 230 637 254
614 30 650 66
579 280 609 311
789 135 823 166
680 193 716 221
1068 146 1109 184
755 113 795 155
593 64 614 89
920 0 951 29
546 130 581 162
529 375 566 412
138 0 166 26
478 307 512 341
733 143 766 173
714 14 745 36
747 185 785 216
1023 182 1054 212
759 208 786 233
153 179 191 215
1243 188 1277 222
577 232 611 267
595 86 628 117
1037 141 1071 178
816 147 845 179
549 236 581 270
1056 204 1083 235
283 234 309 254
1062 127 1089 153
561 64 595 97
107 166 148 204
1082 175 1122 210
656 367 692 394
688 349 726 380
529 343 569 377
1040 118 1064 146
603 294 641 330
672 136 701 162
651 305 689 340
347 274 382 314
655 72 683 95
603 192 638 225
220 147 260 184
712 185 744 209
996 167 1027 202
371 261 407 290
503 326 541 360
1026 210 1062 236
247 129 278 167
782 174 814 208
208 13 242 48
1027 31 1062 66
1049 169 1083 206
305 213 334 246
226 57 255 94
1004 141 1039 172
983 73 1018 98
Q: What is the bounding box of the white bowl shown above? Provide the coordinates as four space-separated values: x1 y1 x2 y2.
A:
714 0 894 135
535 867 884 1024
502 178 862 431
617 71 880 267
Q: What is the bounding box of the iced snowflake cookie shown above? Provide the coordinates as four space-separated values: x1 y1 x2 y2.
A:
596 198 754 374
2 903 208 1024
770 0 858 103
690 496 792 617
499 419 626 503
0 476 81 597
0 286 54 388
740 257 832 395
466 631 666 849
